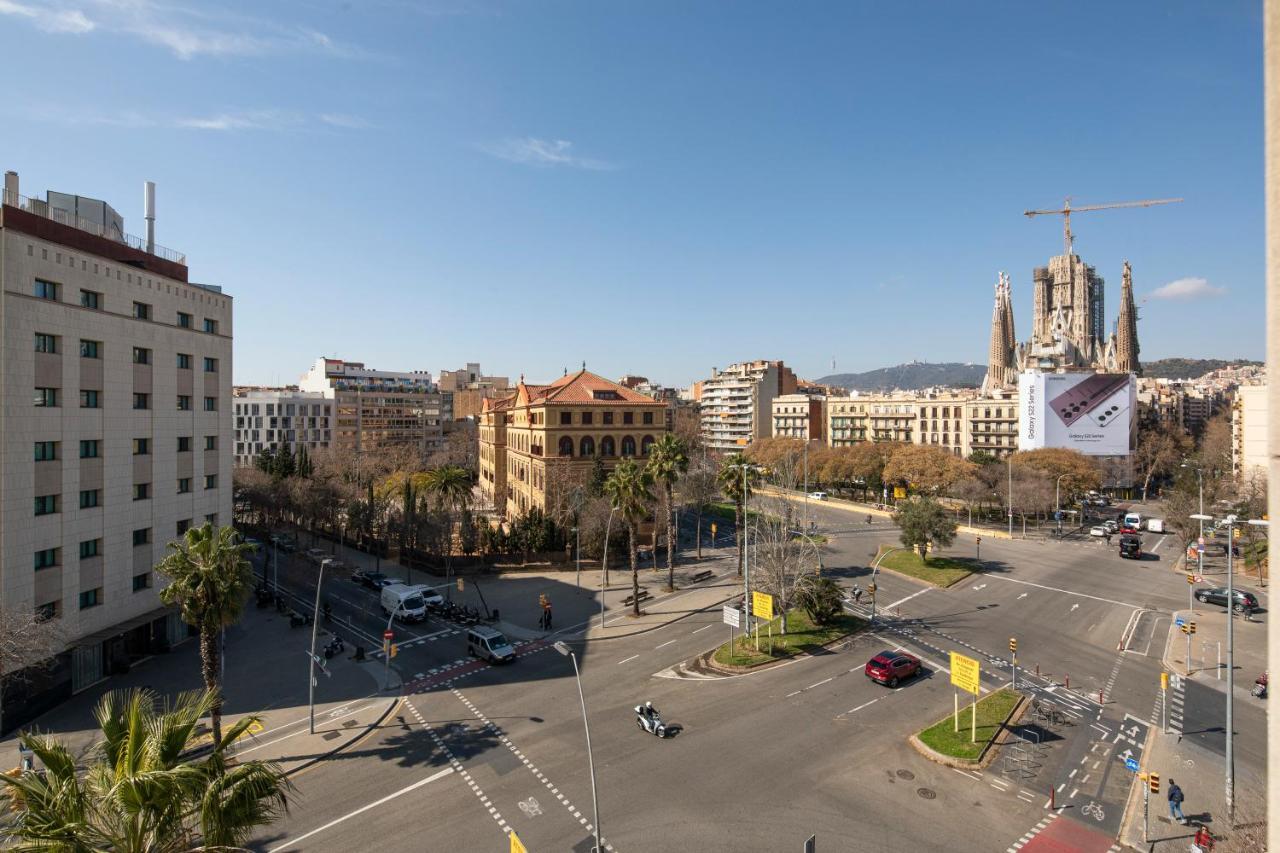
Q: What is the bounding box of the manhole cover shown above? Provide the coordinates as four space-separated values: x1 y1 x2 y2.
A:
896 770 915 780
917 787 936 800
322 731 341 741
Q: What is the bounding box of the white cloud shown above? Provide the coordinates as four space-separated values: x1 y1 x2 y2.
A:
1148 277 1227 301
480 137 616 171
0 0 94 32
319 112 371 129
19 104 361 133
175 110 303 131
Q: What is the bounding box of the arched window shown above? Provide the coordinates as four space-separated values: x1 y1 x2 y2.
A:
580 436 595 457
641 435 656 456
621 435 637 457
600 436 616 457
558 437 574 457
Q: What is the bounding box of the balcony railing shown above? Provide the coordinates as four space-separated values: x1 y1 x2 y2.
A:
2 189 187 265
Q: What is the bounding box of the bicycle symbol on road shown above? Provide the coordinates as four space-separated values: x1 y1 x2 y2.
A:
1081 801 1106 822
517 797 542 818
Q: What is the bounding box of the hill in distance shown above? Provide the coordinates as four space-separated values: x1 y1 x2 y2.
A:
817 358 1261 392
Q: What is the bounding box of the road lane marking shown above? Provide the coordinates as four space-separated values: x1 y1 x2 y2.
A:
885 589 929 610
805 677 834 690
691 625 712 634
984 574 1141 609
1153 535 1167 552
655 640 676 649
269 766 456 851
1016 593 1028 600
844 698 880 715
617 654 640 664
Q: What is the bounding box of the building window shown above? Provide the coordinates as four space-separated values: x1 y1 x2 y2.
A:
204 435 217 451
581 411 593 425
80 289 101 309
177 436 191 452
78 588 102 610
177 353 192 369
203 318 218 334
643 412 654 425
133 393 150 410
580 436 595 456
203 397 217 412
133 438 150 455
34 387 58 407
80 390 100 408
80 339 101 358
623 412 634 425
134 483 150 501
558 437 574 457
34 495 59 516
79 539 100 559
34 279 58 300
600 436 616 457
176 519 191 536
133 347 151 365
133 528 151 546
641 435 656 456
204 513 218 527
621 435 637 457
177 478 192 494
34 548 59 570
204 474 217 490
177 311 192 328
133 301 150 320
132 573 152 592
36 601 59 621
34 333 57 353
203 357 218 373
603 412 613 425
34 441 57 461
560 411 572 425
79 439 100 458
177 395 192 411
79 489 100 509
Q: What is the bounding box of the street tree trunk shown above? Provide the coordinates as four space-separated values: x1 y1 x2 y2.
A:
200 623 222 745
665 483 676 592
735 502 744 577
629 524 641 616
696 512 703 560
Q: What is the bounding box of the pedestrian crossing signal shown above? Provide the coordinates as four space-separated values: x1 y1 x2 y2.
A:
1148 772 1159 794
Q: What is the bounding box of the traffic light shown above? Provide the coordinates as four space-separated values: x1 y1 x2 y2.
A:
1009 637 1017 654
1189 621 1197 634
1181 623 1190 635
867 582 876 595
1149 772 1160 794
457 577 465 592
976 537 982 546
390 643 398 659
1161 672 1169 690
1187 574 1195 585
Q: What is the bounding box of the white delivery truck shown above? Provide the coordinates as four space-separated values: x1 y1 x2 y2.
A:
1145 518 1165 533
380 583 428 623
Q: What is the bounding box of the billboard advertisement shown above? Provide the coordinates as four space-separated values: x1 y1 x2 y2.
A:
1018 371 1135 457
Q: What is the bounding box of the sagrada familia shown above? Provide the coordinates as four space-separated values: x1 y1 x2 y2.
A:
983 252 1141 393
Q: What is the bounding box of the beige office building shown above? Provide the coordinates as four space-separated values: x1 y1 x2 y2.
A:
1 172 232 731
1232 384 1267 483
300 357 445 455
771 394 826 442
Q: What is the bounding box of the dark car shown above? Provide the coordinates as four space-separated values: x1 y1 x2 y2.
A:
351 570 389 590
1119 535 1142 559
864 650 922 687
1195 587 1259 613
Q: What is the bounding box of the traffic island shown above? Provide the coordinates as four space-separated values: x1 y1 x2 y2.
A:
874 545 977 588
909 688 1025 768
705 610 865 672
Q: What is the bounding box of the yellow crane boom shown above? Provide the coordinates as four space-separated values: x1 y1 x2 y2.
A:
1024 197 1183 255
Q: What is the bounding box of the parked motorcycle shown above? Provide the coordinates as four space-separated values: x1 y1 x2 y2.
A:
634 701 670 738
1252 672 1268 699
323 635 345 660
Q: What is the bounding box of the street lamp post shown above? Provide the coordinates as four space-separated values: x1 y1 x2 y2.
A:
1007 457 1014 538
732 462 755 633
308 558 334 734
600 507 617 629
867 547 908 622
1054 475 1068 536
572 526 581 588
554 641 601 853
1182 463 1206 583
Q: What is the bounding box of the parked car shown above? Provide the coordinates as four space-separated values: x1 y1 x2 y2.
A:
864 650 922 687
1089 526 1108 537
1102 520 1119 533
1195 587 1259 613
808 491 829 501
1119 534 1142 559
351 570 391 590
304 548 330 564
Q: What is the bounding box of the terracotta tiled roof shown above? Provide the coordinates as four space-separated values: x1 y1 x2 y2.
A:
513 370 664 407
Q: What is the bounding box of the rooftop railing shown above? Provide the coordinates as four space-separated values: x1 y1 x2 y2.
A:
2 189 186 265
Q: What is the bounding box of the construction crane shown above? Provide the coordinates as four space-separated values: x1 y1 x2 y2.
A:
1024 197 1183 256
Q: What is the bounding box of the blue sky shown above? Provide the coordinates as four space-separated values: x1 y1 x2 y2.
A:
0 1 1264 386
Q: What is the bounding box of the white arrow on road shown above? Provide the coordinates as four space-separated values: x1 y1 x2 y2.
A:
1120 748 1134 762
1070 603 1080 613
1016 593 1028 600
972 583 987 591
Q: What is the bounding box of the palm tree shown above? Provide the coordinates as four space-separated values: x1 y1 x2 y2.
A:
156 523 255 746
424 465 473 593
1 688 291 850
646 434 689 592
604 460 654 616
717 454 757 577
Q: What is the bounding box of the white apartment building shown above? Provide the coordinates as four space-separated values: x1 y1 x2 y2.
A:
1 171 232 732
698 360 798 452
771 394 825 442
300 357 445 454
1232 384 1267 483
825 391 978 457
962 390 1019 459
233 389 333 467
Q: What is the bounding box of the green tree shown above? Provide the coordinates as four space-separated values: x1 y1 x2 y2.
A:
894 496 958 561
604 460 654 616
424 465 473 573
968 450 998 467
797 576 844 625
155 523 255 745
646 434 689 592
1 688 291 851
717 454 758 577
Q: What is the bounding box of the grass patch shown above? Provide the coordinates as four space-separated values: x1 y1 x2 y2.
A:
875 545 976 588
712 609 864 667
917 688 1021 762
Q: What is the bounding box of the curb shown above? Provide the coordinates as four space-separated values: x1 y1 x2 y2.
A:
908 689 1026 771
1114 720 1159 851
282 693 401 778
698 619 870 676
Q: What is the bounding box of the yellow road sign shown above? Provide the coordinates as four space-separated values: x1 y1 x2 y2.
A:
510 830 527 853
752 591 774 620
950 651 980 695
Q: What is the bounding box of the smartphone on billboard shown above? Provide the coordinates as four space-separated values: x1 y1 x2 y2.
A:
1049 375 1130 426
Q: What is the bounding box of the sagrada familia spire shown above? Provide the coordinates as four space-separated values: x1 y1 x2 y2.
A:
983 254 1142 391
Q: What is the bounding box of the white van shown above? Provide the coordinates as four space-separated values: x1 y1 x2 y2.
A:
1123 512 1142 530
380 583 427 623
467 626 515 664
1145 518 1165 533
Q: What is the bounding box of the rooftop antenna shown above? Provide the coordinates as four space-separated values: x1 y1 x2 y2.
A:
143 181 156 254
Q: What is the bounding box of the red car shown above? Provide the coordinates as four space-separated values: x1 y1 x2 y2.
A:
865 650 922 687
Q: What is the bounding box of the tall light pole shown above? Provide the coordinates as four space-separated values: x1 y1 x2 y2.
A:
867 547 908 621
600 507 617 629
554 641 601 853
1007 456 1014 537
732 462 755 632
572 526 581 588
1182 463 1205 580
308 558 334 734
1054 475 1068 536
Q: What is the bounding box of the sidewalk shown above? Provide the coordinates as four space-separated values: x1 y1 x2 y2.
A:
1162 606 1268 700
1 605 397 778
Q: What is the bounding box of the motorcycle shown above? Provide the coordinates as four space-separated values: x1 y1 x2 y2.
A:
323 635 345 660
634 703 670 738
1251 672 1267 699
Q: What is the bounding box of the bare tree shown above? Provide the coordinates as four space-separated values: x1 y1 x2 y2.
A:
0 609 65 728
749 496 822 634
677 455 720 559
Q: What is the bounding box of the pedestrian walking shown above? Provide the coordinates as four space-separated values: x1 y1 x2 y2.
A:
1167 779 1187 824
1191 824 1214 853
851 584 863 605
